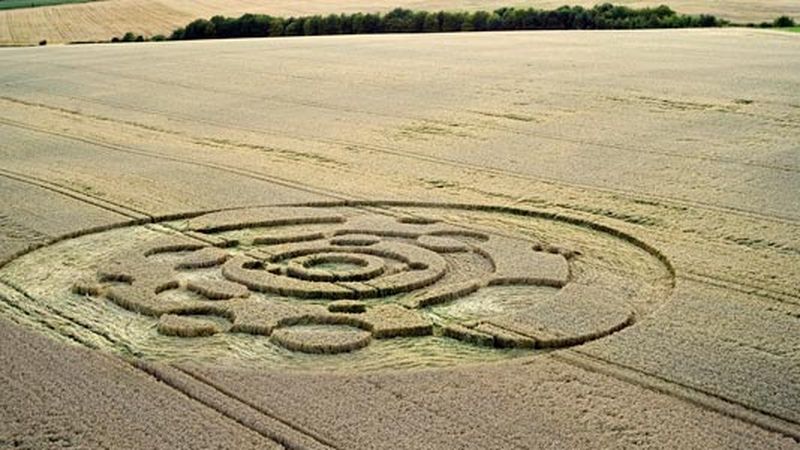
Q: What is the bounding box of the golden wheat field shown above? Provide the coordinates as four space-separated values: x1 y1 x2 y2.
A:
0 0 799 44
0 21 799 450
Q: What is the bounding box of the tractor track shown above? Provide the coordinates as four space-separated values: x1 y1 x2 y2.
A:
0 115 350 204
0 191 797 442
1 114 798 306
555 351 800 441
1 99 798 442
6 60 800 175
3 90 799 228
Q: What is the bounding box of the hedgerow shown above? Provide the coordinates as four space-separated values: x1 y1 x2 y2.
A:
113 4 732 42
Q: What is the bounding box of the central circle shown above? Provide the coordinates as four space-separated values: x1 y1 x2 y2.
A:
286 253 386 282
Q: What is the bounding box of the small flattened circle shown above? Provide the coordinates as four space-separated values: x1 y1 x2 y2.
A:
286 253 386 282
270 325 372 354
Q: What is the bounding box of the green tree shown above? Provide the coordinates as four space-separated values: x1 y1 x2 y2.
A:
774 15 796 27
471 11 490 31
169 27 185 40
269 18 285 36
303 15 322 35
183 19 215 39
321 14 341 34
162 5 724 42
487 13 503 30
284 18 303 36
384 8 414 32
422 12 440 32
361 13 382 33
441 11 466 32
210 15 234 38
411 11 429 32
339 13 354 34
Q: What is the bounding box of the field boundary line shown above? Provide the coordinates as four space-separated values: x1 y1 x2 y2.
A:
553 351 800 442
173 364 340 450
0 278 124 351
680 271 800 306
0 167 150 220
0 115 349 203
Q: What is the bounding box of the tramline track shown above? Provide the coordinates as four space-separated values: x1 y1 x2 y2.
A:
0 110 798 443
3 90 799 227
1 114 798 306
0 183 797 442
5 58 799 175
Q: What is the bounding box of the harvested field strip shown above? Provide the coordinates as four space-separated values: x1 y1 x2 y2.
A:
0 0 97 11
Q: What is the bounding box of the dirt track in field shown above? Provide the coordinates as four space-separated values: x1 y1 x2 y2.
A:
0 29 798 447
0 0 798 45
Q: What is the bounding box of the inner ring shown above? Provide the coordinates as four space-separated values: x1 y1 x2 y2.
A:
286 253 386 282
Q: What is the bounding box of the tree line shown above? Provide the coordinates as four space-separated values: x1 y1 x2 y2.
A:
111 5 798 43
153 4 723 41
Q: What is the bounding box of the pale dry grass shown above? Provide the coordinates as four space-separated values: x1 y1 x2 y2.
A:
0 0 798 44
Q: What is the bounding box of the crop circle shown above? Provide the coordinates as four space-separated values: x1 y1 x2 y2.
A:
0 202 674 370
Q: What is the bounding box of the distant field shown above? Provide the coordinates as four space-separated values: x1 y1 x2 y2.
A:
0 0 798 45
0 0 95 10
780 26 800 32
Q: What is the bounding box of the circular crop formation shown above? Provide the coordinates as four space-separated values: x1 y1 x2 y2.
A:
0 202 674 370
